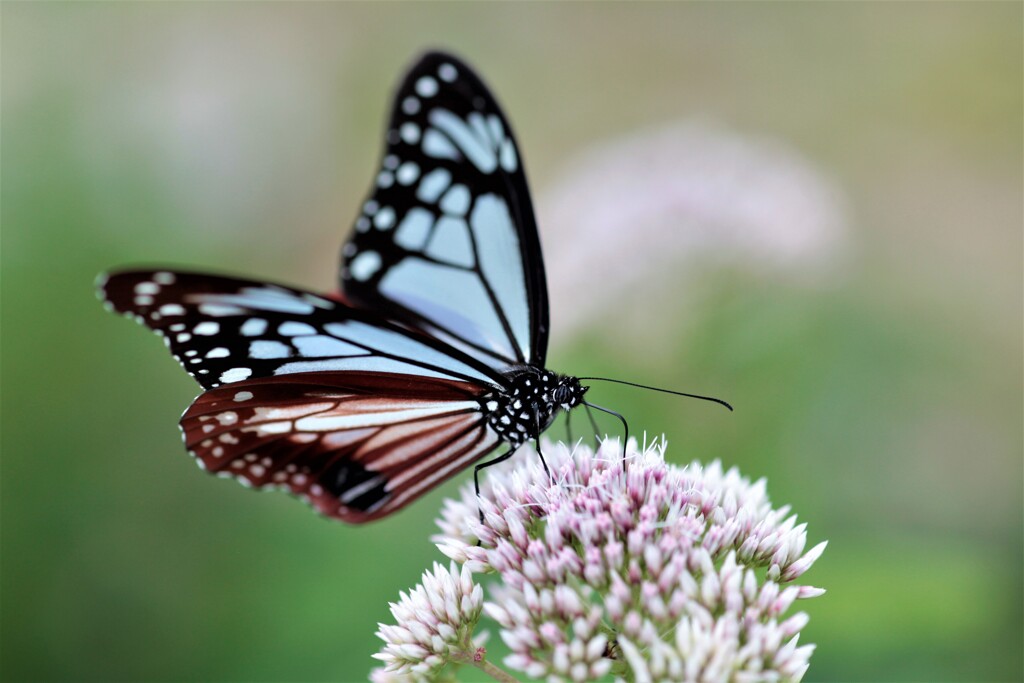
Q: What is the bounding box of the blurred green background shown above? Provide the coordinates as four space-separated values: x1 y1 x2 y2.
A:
2 3 1021 682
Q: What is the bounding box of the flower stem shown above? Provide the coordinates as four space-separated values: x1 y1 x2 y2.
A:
449 649 521 683
472 658 521 683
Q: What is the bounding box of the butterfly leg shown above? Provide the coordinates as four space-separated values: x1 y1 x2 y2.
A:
583 402 602 447
532 413 551 482
565 408 574 445
583 401 630 464
473 446 517 524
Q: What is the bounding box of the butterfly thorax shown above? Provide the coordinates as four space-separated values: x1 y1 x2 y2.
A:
483 367 586 446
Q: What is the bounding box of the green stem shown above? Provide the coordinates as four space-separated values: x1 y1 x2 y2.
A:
472 658 521 683
449 649 521 683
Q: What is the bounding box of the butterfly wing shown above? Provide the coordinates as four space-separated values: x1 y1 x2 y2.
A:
181 372 498 523
99 269 508 522
99 269 504 390
341 51 549 370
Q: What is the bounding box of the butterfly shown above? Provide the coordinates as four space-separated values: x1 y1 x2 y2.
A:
98 51 596 523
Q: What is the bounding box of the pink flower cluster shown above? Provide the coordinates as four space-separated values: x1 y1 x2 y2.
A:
375 439 826 682
372 562 484 680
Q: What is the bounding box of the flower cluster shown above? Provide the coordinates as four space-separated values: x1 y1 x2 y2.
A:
374 439 826 682
371 562 484 681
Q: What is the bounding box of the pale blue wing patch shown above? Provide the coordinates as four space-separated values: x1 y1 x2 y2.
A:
470 194 530 360
341 54 545 368
378 260 513 360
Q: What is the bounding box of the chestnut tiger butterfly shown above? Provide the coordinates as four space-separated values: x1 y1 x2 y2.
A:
98 51 729 523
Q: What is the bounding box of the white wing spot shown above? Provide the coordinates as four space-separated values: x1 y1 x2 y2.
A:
133 295 153 306
176 333 192 343
376 171 394 188
216 411 239 425
153 272 176 285
135 282 159 295
233 391 254 402
355 216 371 233
219 368 252 384
194 322 219 335
402 96 420 114
415 76 438 97
159 304 185 316
396 161 420 185
363 200 379 216
350 251 382 281
383 154 399 170
374 207 396 230
400 122 420 144
206 347 229 358
240 318 267 336
438 63 457 82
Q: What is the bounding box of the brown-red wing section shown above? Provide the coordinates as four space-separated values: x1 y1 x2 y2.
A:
179 372 499 523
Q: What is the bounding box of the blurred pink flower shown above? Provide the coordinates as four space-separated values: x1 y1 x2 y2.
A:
539 122 848 336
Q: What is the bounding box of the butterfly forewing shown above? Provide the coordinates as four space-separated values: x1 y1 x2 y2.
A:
181 372 498 522
100 270 503 390
341 52 549 370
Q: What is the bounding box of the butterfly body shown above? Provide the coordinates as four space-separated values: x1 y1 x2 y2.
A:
99 52 591 523
482 368 585 447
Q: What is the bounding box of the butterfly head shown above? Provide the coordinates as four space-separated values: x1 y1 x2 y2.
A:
552 375 587 412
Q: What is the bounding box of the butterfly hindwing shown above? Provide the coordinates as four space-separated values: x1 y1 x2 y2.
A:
341 51 549 370
180 372 499 522
99 270 503 390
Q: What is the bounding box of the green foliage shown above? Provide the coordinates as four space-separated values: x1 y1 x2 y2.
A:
2 3 1020 682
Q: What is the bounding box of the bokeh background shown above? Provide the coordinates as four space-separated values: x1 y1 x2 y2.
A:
3 3 1021 682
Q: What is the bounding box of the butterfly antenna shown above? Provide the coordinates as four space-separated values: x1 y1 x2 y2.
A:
578 377 733 412
583 401 629 461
